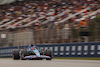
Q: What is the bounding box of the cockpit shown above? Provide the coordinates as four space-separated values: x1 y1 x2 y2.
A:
27 45 38 50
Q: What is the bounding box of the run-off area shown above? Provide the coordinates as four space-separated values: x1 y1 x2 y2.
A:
0 59 100 67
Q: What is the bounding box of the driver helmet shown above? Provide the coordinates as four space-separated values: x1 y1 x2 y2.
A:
30 43 34 46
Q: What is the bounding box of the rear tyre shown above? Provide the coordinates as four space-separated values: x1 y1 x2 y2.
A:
13 50 20 60
21 49 27 60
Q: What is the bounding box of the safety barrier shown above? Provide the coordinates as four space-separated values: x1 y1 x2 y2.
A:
0 42 100 57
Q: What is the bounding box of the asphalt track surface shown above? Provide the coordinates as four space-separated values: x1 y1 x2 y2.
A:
0 59 100 67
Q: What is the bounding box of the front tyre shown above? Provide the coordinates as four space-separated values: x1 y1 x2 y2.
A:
21 50 27 60
45 49 52 60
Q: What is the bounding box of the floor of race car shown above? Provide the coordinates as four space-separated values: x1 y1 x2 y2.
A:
0 59 100 67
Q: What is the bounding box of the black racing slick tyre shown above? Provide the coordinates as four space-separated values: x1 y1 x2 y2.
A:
45 49 52 60
13 50 20 60
21 49 27 60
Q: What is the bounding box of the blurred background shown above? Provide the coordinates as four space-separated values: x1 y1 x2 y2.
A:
0 0 100 47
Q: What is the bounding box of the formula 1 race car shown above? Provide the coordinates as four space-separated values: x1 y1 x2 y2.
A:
13 44 53 60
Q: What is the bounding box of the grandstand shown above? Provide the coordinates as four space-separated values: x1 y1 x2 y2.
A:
0 0 100 47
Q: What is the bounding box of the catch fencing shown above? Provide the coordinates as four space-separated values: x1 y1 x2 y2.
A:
0 42 100 57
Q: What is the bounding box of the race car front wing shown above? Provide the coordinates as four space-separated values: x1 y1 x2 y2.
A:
24 55 51 59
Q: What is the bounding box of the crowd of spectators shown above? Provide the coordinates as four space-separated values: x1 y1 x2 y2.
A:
41 0 100 30
0 0 99 31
